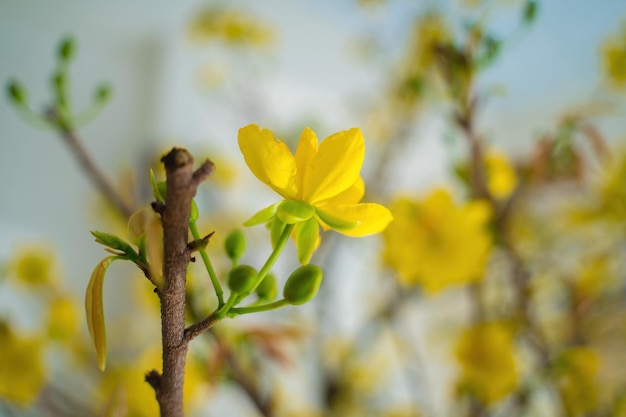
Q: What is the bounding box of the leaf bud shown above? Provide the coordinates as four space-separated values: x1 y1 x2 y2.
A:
58 36 76 62
256 273 277 301
523 0 537 24
7 80 27 105
95 84 112 104
283 264 323 305
228 265 258 294
224 229 246 262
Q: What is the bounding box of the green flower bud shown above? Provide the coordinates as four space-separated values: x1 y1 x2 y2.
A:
283 264 323 305
224 229 246 262
256 273 277 301
58 36 76 62
7 81 27 105
95 84 112 104
228 265 257 294
277 200 314 224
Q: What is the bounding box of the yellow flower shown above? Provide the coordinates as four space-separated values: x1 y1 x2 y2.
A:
8 243 59 287
238 124 393 264
99 346 208 417
455 322 518 405
485 150 517 200
47 295 80 341
383 189 492 293
0 326 46 406
555 346 599 415
602 22 626 89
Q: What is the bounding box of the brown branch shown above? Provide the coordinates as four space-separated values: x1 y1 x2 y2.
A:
46 108 135 218
155 148 213 417
183 310 221 344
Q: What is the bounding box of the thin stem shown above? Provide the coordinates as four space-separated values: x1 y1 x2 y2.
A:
189 220 224 306
47 108 135 218
252 223 294 294
216 292 239 318
230 299 288 315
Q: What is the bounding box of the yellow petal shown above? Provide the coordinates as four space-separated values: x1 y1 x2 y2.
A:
238 124 298 199
318 202 393 237
318 177 365 205
302 128 365 204
295 128 319 196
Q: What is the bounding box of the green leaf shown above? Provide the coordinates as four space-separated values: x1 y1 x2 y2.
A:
243 202 279 227
150 170 165 202
315 207 360 231
277 200 314 224
85 256 117 371
295 217 319 265
91 231 137 258
190 199 199 222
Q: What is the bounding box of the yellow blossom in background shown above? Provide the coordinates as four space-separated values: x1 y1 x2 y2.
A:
8 243 59 287
100 346 208 417
555 346 599 415
0 326 46 406
454 322 518 405
485 150 517 199
239 124 392 263
188 7 274 48
383 189 492 293
47 295 80 341
602 22 626 89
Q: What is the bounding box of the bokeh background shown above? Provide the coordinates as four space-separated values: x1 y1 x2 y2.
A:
2 0 626 416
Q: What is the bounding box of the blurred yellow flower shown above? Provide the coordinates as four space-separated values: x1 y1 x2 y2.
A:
455 322 518 405
239 124 392 263
100 346 208 417
485 150 517 199
555 346 599 415
383 189 492 293
47 295 80 341
0 326 46 406
188 8 274 48
8 243 59 287
602 22 626 89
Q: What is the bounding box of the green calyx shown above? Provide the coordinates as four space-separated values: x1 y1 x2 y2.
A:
315 207 360 231
277 200 315 224
283 264 323 305
228 265 258 294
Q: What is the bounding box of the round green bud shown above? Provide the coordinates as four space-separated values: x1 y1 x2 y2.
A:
58 36 76 62
95 84 112 104
283 264 323 305
228 265 257 294
224 229 246 262
7 81 27 105
256 273 277 301
277 200 314 224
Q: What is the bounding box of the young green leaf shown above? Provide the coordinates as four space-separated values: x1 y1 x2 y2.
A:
85 256 117 371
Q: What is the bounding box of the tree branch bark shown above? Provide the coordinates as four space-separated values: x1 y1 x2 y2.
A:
155 148 214 417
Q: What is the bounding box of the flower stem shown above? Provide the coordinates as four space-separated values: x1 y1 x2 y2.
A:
253 223 294 294
189 220 224 306
230 299 289 315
